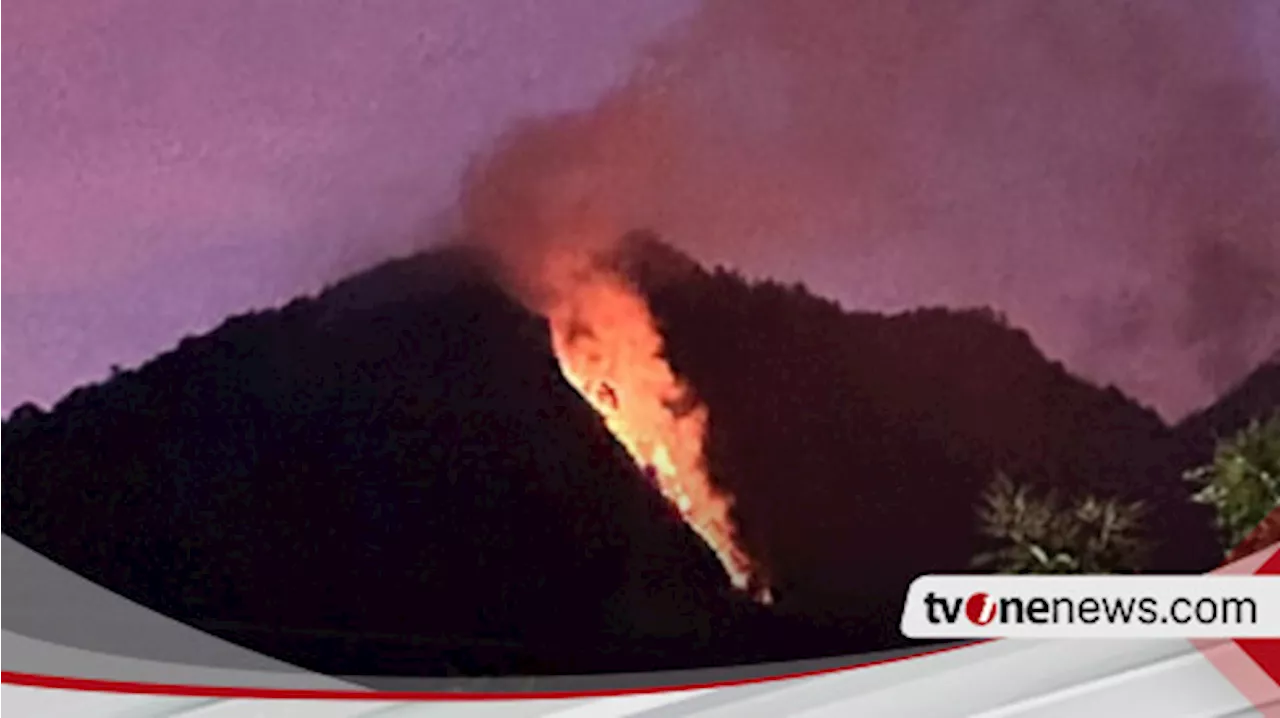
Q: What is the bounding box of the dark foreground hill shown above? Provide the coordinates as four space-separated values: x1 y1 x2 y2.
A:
1175 357 1280 459
1 246 859 677
2 237 1248 676
619 234 1225 630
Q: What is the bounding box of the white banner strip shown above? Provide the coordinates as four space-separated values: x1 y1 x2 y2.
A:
900 575 1280 639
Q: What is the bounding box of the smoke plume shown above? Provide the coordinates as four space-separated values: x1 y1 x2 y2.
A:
460 94 769 600
466 0 1280 421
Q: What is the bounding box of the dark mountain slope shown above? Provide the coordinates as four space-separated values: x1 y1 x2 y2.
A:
3 237 1238 674
618 234 1220 637
1175 356 1280 460
3 247 852 676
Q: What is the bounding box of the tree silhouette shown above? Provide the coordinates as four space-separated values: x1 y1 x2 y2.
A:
1185 412 1280 556
972 473 1151 574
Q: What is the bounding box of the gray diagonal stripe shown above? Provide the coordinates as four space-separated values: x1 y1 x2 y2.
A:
3 536 362 689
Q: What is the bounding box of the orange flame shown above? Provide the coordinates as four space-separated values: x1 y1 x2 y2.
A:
543 250 771 604
456 110 768 602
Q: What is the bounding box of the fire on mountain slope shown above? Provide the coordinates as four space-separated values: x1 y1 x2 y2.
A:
458 107 769 603
540 248 771 604
460 206 771 601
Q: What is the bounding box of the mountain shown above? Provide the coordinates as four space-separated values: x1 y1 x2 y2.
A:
2 237 1243 676
618 234 1225 626
1175 357 1280 459
1 245 858 677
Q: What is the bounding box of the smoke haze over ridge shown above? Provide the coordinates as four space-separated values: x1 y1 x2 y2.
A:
457 0 1280 421
4 0 1279 421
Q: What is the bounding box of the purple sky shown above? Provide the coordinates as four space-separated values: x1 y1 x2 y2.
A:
2 0 694 414
4 0 1280 421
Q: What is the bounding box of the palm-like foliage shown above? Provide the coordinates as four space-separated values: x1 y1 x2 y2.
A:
972 473 1150 574
1185 413 1280 556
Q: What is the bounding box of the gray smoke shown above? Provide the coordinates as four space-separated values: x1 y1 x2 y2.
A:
461 0 1280 420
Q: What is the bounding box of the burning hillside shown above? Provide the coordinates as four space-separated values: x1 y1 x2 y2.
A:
542 249 770 603
458 108 771 602
1 240 1240 675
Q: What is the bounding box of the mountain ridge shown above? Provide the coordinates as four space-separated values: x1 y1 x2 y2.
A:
1175 358 1280 456
4 237 1270 675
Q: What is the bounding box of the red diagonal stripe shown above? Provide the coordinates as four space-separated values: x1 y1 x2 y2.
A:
1198 507 1280 713
1236 535 1280 686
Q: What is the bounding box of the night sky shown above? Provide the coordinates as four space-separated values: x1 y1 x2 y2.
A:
4 0 1279 421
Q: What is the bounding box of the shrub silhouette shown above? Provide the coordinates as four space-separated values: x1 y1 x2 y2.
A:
972 473 1151 574
1185 412 1280 555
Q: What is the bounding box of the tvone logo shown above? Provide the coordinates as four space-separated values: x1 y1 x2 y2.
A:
965 592 997 625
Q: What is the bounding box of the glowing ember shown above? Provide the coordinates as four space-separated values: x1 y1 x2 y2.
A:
544 254 771 604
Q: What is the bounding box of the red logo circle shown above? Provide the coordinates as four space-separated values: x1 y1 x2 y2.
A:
965 592 996 625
